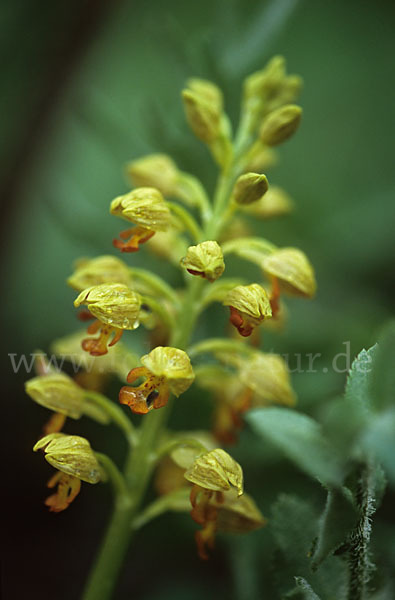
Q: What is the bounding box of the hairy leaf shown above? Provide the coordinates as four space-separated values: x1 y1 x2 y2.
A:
370 321 395 411
312 487 358 568
247 407 344 485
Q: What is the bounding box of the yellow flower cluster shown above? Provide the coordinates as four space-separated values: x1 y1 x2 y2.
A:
26 56 316 574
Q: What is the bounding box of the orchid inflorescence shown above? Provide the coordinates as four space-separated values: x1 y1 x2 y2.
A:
26 56 316 598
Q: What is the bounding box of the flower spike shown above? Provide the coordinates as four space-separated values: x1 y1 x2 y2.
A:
119 347 195 414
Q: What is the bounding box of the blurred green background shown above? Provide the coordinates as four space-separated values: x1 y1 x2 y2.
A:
2 0 395 598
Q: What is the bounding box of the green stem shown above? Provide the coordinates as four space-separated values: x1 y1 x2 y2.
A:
167 201 204 242
133 487 190 530
221 236 276 257
83 390 137 447
82 110 251 600
188 337 256 359
140 295 176 332
347 462 376 600
82 496 135 600
95 452 128 497
129 267 180 307
178 173 212 225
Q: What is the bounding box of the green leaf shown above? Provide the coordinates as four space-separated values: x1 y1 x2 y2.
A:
271 495 318 559
286 577 322 599
360 409 395 485
322 346 376 455
345 345 377 411
270 495 347 600
246 407 344 485
370 321 395 411
312 486 358 568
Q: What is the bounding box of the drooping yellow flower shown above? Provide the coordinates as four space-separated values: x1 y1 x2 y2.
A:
110 187 171 252
25 373 84 419
223 283 272 337
239 352 296 407
195 351 296 444
25 368 111 432
262 247 316 317
119 346 195 414
184 449 244 559
74 283 141 356
184 448 243 496
33 433 101 512
180 241 225 282
67 255 132 292
262 247 316 297
126 154 180 197
210 492 266 534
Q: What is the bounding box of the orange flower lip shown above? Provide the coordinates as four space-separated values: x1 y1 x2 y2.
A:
113 226 155 253
229 306 254 337
119 367 169 414
81 321 123 356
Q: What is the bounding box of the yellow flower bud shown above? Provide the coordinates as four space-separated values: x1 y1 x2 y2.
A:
180 241 225 282
262 247 316 298
184 448 243 496
182 89 221 143
186 78 223 113
211 492 266 533
119 346 195 414
110 187 170 231
223 283 272 337
67 255 131 292
276 75 303 108
244 143 278 173
243 56 302 119
259 104 302 146
34 433 101 484
239 352 296 407
25 373 84 419
74 283 141 330
242 185 293 219
126 154 179 197
231 172 269 206
244 55 286 105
